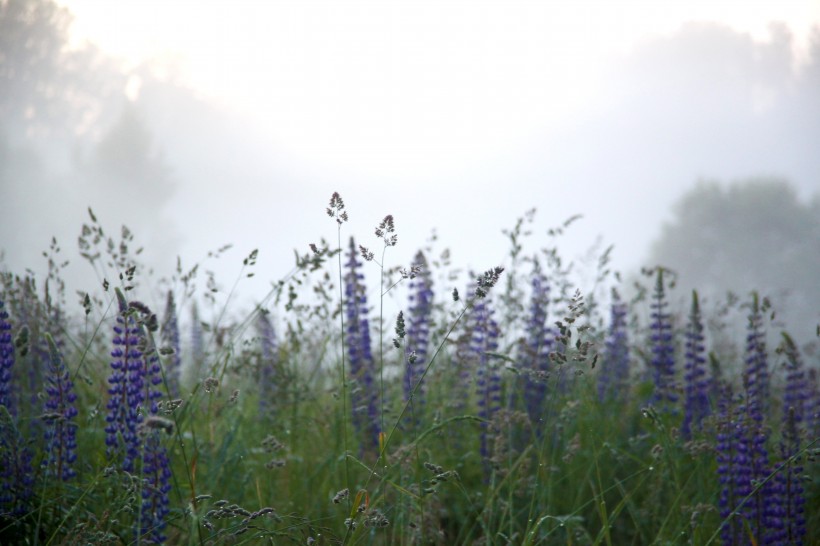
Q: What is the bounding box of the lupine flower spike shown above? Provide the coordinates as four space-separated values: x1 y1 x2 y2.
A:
344 237 379 450
42 333 78 482
649 268 676 406
681 290 710 438
598 288 630 403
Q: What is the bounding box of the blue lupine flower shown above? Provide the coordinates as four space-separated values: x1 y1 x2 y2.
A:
598 288 629 403
161 291 182 397
137 320 171 545
716 386 753 546
404 250 433 406
743 293 769 425
649 269 677 406
344 237 379 449
256 309 278 418
105 291 171 542
716 301 780 544
42 334 78 482
467 289 501 461
681 291 710 438
767 333 807 545
105 290 145 473
139 428 172 544
0 413 34 517
521 263 553 425
779 333 807 427
0 299 13 412
0 299 34 516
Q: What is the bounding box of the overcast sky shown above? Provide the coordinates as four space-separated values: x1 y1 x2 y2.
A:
4 0 820 309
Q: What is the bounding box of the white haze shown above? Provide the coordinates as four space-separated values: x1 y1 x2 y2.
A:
2 1 819 315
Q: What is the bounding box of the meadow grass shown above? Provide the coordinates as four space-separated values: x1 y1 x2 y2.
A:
0 196 817 545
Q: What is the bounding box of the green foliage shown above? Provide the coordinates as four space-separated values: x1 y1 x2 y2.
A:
0 201 817 545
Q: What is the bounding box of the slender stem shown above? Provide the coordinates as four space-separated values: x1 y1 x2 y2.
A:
379 245 387 438
336 227 351 508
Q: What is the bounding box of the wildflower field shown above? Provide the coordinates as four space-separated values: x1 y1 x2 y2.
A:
0 193 817 545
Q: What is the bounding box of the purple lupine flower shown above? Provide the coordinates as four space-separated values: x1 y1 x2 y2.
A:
716 385 754 545
404 250 433 406
681 291 710 438
0 299 34 516
42 334 78 482
597 288 629 403
743 293 770 425
649 269 677 406
141 333 164 419
767 333 808 545
745 406 775 546
0 415 34 517
344 237 379 450
256 310 278 418
779 333 807 427
106 291 171 541
520 263 553 425
13 280 45 418
137 323 171 545
731 331 777 546
0 299 13 412
105 291 144 472
161 291 182 397
139 427 172 544
467 290 501 462
770 407 807 546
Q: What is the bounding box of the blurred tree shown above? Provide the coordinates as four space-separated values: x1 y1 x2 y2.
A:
648 178 820 339
0 0 123 141
0 0 178 280
79 104 174 214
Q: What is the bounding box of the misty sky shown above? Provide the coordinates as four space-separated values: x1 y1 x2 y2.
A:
3 0 820 310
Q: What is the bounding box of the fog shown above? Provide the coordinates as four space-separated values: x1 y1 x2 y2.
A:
2 1 819 317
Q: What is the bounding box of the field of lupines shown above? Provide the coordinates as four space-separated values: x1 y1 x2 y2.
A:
0 192 818 545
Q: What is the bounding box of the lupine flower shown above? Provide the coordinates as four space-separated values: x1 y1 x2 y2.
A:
135 333 172 545
741 392 776 546
597 288 629 403
716 386 753 545
256 310 278 418
767 333 808 545
42 334 78 481
344 237 379 449
0 299 34 516
466 290 501 462
105 290 145 472
139 429 172 544
0 299 13 411
404 251 433 406
743 293 769 425
779 333 807 426
105 291 171 542
649 269 677 406
723 311 778 546
681 291 710 438
520 263 553 425
0 410 34 517
716 383 777 546
161 290 182 397
13 280 45 418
